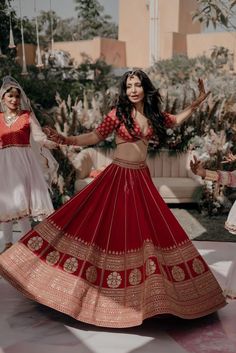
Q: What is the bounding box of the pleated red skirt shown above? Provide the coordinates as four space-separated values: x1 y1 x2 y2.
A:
0 158 226 327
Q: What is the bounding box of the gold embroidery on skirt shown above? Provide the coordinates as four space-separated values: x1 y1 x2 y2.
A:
146 259 156 276
46 251 60 265
86 266 97 283
192 258 205 274
129 268 142 285
107 271 122 288
34 221 200 272
171 266 185 282
27 236 43 251
63 257 79 273
0 243 226 327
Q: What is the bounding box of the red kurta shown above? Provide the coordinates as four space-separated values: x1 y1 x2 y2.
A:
0 111 54 222
0 111 30 148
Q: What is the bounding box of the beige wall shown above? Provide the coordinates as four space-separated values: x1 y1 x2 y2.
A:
118 0 149 68
53 37 126 67
178 0 202 34
158 0 201 59
118 0 236 68
158 0 180 34
187 32 236 58
161 32 187 59
100 38 126 67
119 0 201 67
53 39 100 66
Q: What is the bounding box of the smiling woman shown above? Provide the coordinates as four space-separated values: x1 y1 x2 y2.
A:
2 87 21 125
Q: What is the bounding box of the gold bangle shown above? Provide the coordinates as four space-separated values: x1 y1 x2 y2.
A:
204 170 219 182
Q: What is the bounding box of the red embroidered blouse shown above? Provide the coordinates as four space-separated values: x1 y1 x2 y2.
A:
95 108 176 141
0 111 30 149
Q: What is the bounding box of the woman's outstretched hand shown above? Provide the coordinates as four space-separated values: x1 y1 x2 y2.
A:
191 79 211 111
221 152 236 164
43 126 66 145
190 155 206 178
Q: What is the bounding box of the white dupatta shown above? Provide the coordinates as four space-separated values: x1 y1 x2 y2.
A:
0 75 58 189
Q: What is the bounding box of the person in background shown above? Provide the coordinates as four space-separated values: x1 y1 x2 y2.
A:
0 76 58 253
0 70 226 328
190 154 236 299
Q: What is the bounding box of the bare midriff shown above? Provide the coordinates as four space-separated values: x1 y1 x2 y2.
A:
113 136 148 162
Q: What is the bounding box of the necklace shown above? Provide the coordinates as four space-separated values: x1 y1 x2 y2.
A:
3 112 19 126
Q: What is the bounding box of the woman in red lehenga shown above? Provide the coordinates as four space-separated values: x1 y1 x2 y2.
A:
0 70 226 328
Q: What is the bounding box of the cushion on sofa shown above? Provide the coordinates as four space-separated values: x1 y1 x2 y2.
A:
152 177 201 203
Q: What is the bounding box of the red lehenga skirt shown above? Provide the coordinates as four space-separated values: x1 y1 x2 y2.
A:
0 158 226 328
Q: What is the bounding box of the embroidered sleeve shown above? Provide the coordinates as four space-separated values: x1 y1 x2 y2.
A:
95 109 119 140
163 112 177 128
217 170 236 187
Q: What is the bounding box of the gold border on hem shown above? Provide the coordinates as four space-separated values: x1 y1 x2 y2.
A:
0 243 227 328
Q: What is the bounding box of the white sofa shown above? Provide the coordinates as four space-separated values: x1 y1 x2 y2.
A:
70 147 202 203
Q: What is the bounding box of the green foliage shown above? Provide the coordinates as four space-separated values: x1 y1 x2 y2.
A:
149 55 215 86
36 11 77 45
74 0 118 39
0 0 36 58
0 0 13 54
193 0 236 30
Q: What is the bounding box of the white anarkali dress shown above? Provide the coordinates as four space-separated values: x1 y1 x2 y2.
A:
209 169 236 299
0 110 58 222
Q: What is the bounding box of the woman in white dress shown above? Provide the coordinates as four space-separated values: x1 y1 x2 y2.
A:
0 76 58 253
190 155 236 299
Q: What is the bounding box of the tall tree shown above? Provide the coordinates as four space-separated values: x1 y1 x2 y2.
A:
37 11 82 44
74 0 118 39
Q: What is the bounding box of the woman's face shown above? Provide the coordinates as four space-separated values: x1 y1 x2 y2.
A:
126 75 144 105
2 88 21 112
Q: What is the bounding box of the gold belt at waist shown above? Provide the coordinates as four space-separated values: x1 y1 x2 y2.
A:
112 157 147 169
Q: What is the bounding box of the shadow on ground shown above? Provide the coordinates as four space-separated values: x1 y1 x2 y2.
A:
170 204 236 242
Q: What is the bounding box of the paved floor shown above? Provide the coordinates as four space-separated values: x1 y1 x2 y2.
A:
0 240 236 353
1 209 236 353
171 208 236 242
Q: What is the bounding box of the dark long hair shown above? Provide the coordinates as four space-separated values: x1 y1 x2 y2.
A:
116 69 166 144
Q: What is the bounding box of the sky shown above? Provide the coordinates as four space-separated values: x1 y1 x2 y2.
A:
11 0 119 23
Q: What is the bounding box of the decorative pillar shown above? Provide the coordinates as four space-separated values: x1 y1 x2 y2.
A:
8 11 16 49
149 0 159 65
19 0 28 75
34 0 43 68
